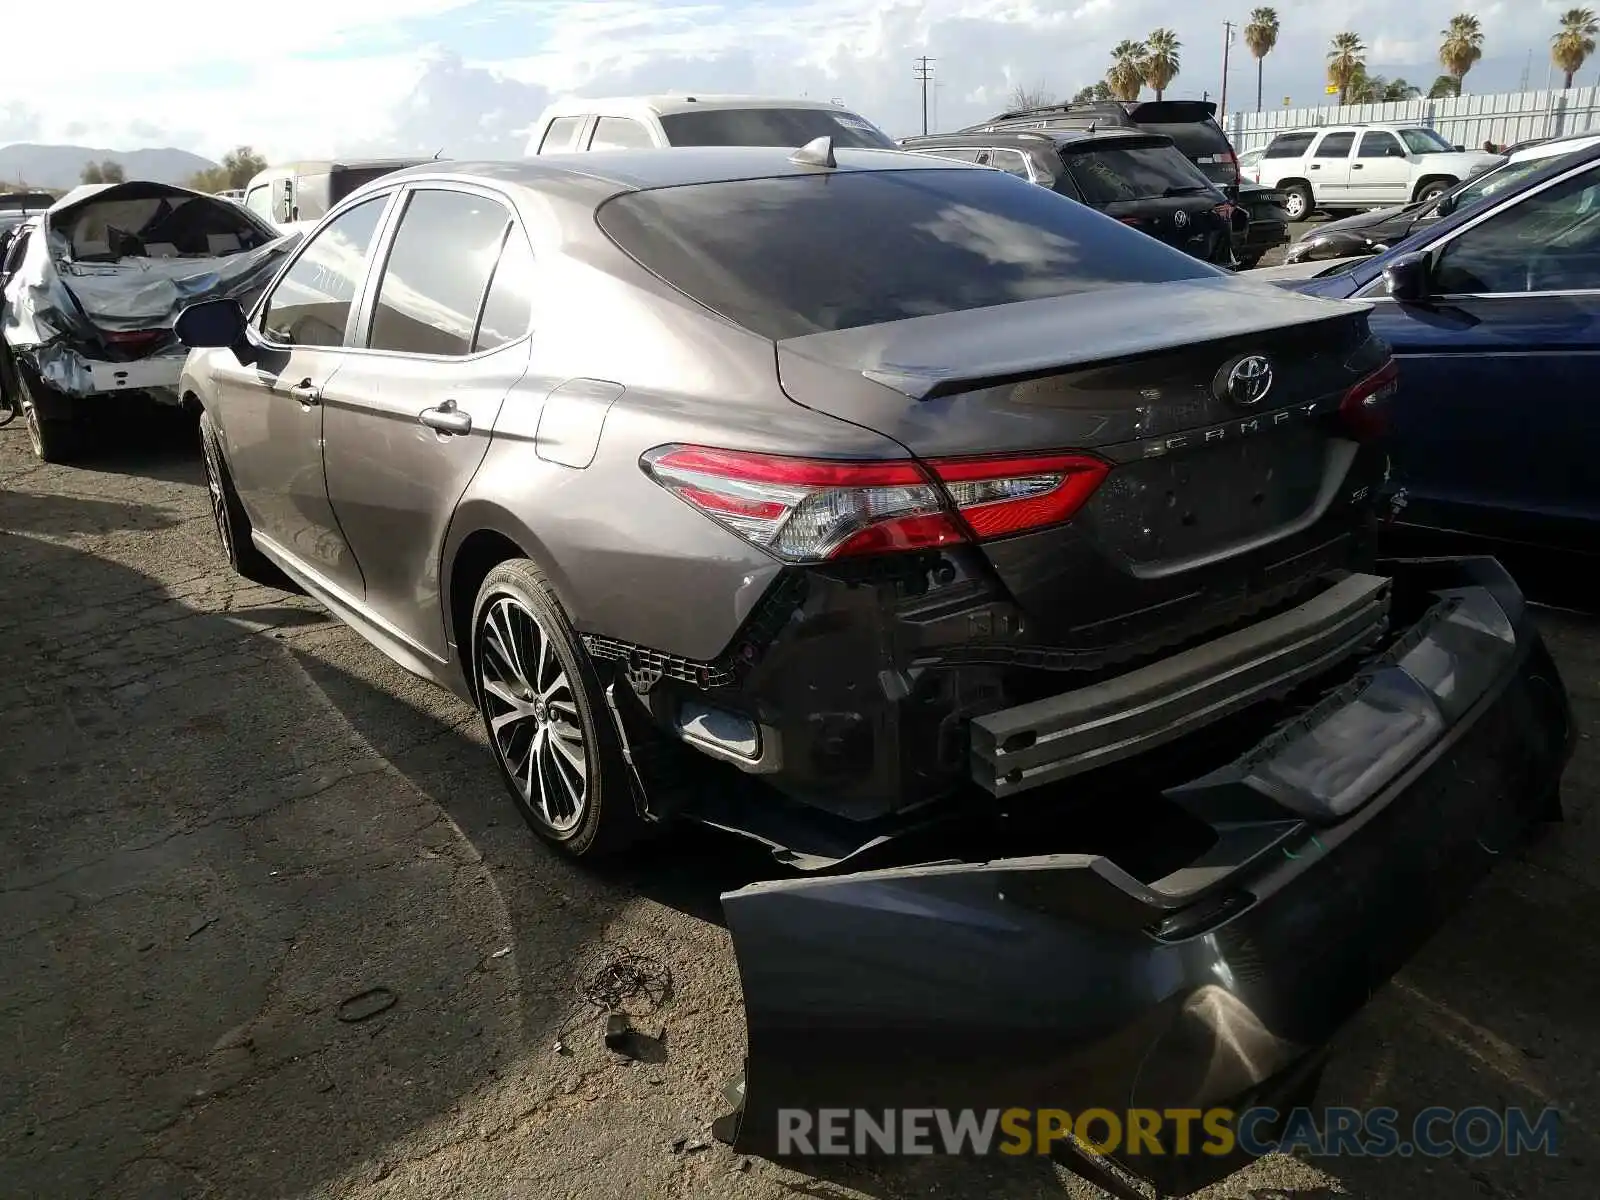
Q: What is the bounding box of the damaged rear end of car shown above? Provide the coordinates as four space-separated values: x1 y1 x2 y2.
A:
0 180 299 448
584 160 1575 1195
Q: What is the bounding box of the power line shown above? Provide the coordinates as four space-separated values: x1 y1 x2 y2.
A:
914 56 937 136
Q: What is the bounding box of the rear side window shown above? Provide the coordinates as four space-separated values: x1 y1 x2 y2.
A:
368 189 512 356
1315 132 1356 158
1265 132 1315 158
474 225 537 352
658 108 897 149
539 117 586 154
1064 144 1214 204
912 147 982 163
590 117 654 150
989 149 1033 179
596 168 1218 341
261 195 388 347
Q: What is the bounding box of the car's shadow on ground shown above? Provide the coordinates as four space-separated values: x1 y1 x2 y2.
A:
64 406 206 486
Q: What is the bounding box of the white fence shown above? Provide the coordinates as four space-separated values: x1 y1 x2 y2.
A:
1225 87 1600 153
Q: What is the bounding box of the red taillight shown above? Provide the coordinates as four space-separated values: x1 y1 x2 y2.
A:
1227 148 1241 189
641 446 1109 563
1339 358 1399 440
929 453 1110 540
104 329 168 355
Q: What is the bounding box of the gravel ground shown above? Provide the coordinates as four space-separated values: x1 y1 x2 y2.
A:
2 407 1597 1200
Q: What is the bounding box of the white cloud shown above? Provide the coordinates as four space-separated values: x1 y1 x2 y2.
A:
0 0 1585 162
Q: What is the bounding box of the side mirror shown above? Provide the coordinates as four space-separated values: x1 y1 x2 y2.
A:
1433 193 1456 217
1383 252 1430 304
1453 144 1465 152
175 297 247 349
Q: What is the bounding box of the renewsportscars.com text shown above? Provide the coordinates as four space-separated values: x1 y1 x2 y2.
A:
776 1105 1561 1159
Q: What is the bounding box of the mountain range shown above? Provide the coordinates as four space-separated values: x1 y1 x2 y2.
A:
0 143 219 191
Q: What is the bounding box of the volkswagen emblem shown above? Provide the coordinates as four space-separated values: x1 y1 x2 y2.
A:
1222 355 1274 407
1174 209 1190 229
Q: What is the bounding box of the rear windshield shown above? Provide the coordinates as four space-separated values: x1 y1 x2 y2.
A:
1064 144 1216 205
658 108 897 150
596 167 1219 340
1136 121 1236 184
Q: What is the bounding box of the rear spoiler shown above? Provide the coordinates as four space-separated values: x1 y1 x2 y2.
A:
1125 99 1219 123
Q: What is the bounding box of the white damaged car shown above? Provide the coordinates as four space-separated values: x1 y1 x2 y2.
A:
0 180 301 463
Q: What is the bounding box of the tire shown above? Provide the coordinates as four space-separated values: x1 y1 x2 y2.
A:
1281 183 1313 222
1415 180 1453 205
471 558 645 859
17 369 81 463
197 409 301 592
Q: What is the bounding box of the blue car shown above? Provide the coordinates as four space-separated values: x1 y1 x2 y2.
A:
1294 139 1600 559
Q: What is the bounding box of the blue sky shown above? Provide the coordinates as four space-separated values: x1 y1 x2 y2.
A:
0 0 1582 162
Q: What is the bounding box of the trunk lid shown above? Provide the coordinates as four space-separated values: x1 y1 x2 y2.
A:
1098 195 1227 259
775 277 1386 644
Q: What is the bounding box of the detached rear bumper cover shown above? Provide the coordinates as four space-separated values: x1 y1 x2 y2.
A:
717 558 1571 1195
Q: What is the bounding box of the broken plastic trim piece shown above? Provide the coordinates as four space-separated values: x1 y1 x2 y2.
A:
970 572 1391 797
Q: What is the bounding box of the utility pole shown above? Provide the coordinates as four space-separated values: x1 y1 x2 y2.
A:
914 57 936 135
1219 22 1236 122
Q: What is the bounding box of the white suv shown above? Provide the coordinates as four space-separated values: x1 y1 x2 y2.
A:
524 95 898 156
1254 124 1501 220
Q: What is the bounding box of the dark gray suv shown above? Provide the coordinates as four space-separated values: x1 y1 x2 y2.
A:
172 147 1571 1193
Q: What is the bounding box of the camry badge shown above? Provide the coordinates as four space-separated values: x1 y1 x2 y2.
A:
1222 354 1274 407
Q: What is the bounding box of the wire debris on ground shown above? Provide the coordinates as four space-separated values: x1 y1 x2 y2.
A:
580 951 674 1015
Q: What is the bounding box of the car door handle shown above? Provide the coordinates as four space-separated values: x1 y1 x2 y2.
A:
419 400 472 435
1310 164 1321 170
287 380 321 406
1352 163 1364 170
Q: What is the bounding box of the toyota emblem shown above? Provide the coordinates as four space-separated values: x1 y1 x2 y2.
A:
1174 209 1190 229
1223 355 1274 407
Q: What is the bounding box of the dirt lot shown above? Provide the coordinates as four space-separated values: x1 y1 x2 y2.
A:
2 413 1597 1200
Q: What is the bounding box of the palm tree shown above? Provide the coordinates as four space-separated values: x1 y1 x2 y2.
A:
1107 40 1147 102
1327 32 1367 105
1439 14 1485 93
1552 8 1599 88
1244 8 1280 113
1142 28 1182 100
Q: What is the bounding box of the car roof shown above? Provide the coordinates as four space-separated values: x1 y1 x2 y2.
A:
901 128 1167 151
1509 132 1600 162
534 94 860 123
1270 124 1430 136
363 147 976 200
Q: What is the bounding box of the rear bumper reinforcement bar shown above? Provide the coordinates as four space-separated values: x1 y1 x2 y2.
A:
970 571 1391 797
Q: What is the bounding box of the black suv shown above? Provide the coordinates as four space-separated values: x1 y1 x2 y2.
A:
900 128 1241 265
966 99 1291 267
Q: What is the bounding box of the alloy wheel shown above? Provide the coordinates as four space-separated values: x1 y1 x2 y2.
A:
201 434 234 561
23 405 43 458
477 596 588 833
1283 190 1307 220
